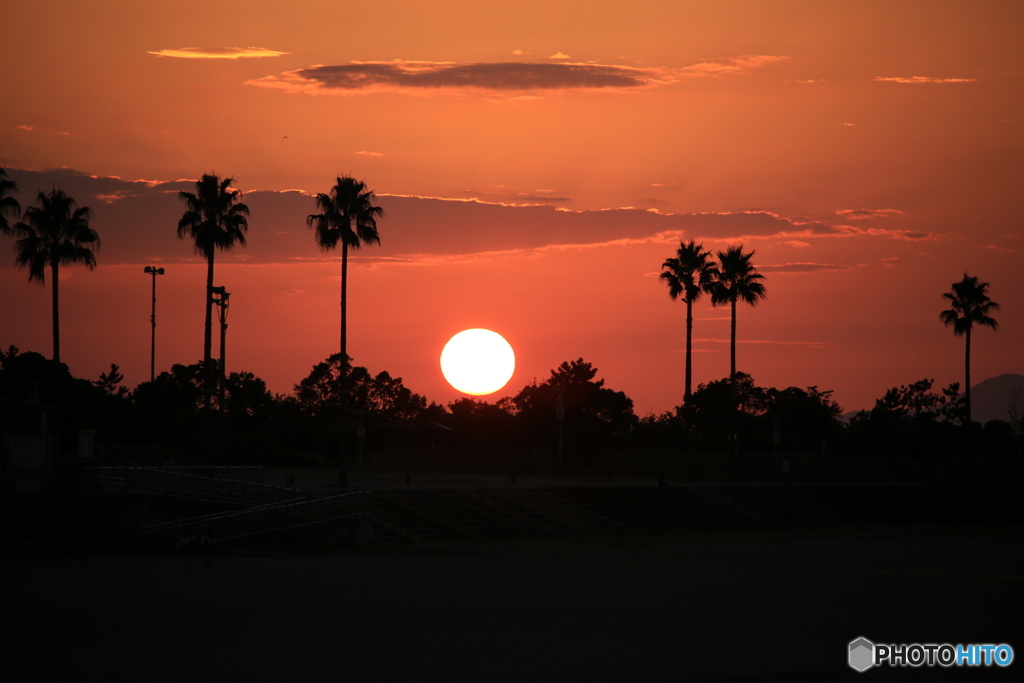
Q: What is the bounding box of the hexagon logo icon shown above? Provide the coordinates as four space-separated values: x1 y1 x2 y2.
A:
849 637 875 672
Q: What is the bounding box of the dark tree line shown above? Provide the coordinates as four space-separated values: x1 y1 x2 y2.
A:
2 346 1019 469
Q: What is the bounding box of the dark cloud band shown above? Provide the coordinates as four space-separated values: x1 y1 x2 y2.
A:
310 61 649 89
248 60 671 93
1 168 930 268
247 55 787 95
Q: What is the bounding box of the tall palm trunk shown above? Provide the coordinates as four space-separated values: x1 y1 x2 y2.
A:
338 242 349 486
340 243 348 360
51 259 60 364
729 296 738 457
204 253 214 409
730 297 737 380
684 298 694 401
964 325 972 423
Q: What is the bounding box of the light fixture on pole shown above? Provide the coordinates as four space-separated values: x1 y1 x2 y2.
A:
143 266 165 382
210 286 231 425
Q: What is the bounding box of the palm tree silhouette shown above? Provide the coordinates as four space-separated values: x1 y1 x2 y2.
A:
307 176 382 486
711 245 767 381
177 174 249 408
13 188 99 363
0 167 20 234
307 176 383 361
940 273 999 423
660 240 719 403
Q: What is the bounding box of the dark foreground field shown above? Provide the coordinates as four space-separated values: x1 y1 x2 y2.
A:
5 526 1021 682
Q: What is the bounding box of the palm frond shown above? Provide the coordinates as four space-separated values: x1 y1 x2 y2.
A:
712 245 767 308
0 167 20 231
308 176 383 252
659 269 683 300
11 188 98 281
661 241 717 304
938 309 959 327
177 175 248 256
940 272 1000 336
14 234 48 282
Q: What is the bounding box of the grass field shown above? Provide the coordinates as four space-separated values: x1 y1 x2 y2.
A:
4 525 1021 682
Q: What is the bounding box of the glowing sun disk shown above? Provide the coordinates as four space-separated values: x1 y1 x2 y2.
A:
440 329 516 395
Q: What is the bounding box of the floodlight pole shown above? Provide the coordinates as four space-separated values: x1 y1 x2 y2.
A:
143 266 165 382
211 287 230 438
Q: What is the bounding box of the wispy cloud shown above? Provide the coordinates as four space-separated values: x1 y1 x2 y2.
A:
679 55 788 76
459 186 571 205
836 208 905 220
836 225 934 240
17 124 69 136
356 150 384 157
549 52 571 60
149 47 288 59
759 262 853 274
247 55 786 96
760 260 899 274
873 76 975 84
694 337 834 349
94 192 133 204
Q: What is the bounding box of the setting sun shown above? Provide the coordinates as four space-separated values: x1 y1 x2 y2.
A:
439 329 516 396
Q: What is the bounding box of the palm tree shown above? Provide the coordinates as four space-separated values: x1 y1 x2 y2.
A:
13 188 99 363
711 245 768 381
0 167 20 234
940 273 999 423
177 174 249 408
307 176 383 486
660 240 719 403
307 176 383 361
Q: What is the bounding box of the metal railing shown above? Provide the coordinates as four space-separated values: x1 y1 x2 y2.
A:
135 490 373 550
87 467 302 507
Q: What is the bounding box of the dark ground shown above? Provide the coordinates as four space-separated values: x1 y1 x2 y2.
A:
4 525 1022 682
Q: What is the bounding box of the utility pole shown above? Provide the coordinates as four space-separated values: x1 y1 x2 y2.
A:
143 266 165 381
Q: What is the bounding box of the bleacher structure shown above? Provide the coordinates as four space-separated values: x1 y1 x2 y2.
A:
1 466 372 557
368 483 1022 543
2 466 1021 556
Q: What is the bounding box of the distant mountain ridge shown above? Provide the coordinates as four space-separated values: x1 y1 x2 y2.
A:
842 373 1024 423
970 373 1024 424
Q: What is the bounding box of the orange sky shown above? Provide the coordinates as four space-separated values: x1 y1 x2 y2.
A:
1 0 1022 415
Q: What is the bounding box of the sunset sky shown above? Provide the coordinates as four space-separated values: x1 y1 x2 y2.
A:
1 0 1021 416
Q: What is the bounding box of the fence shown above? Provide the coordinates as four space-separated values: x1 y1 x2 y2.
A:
135 490 373 550
86 466 301 507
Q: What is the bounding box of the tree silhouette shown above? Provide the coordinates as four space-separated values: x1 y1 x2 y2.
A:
177 174 249 408
940 273 999 423
307 177 382 485
0 167 20 235
660 240 719 403
711 246 767 381
512 358 636 456
13 189 99 363
306 176 383 359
